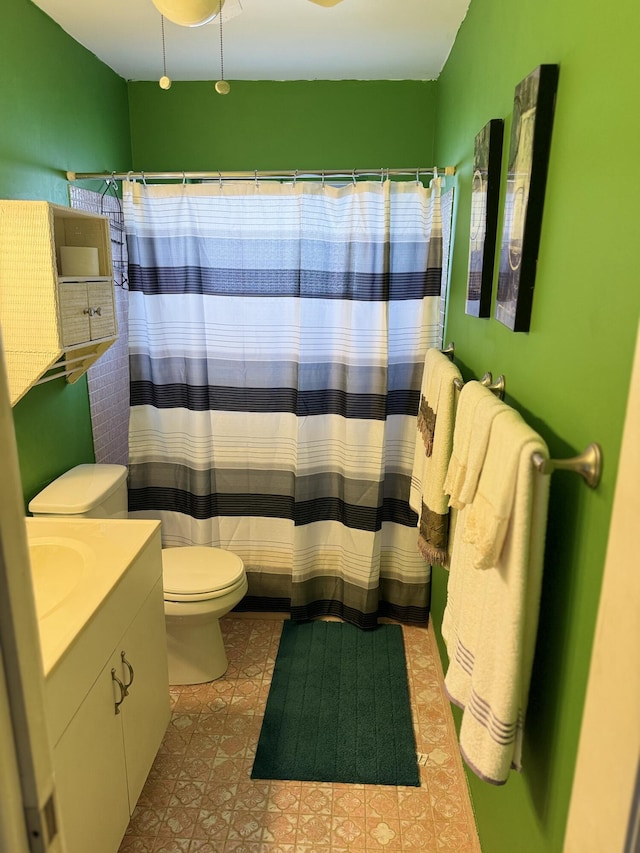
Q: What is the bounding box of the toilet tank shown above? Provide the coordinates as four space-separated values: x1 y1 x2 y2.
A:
28 464 128 518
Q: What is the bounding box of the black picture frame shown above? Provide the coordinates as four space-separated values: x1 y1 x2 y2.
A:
465 119 504 318
495 64 559 332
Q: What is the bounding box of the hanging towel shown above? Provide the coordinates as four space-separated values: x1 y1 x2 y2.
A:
463 408 526 569
444 382 505 510
441 410 550 784
410 348 462 566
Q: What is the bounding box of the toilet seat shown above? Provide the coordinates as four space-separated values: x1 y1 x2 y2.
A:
162 546 246 602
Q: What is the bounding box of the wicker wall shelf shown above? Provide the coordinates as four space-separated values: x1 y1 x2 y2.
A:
0 201 117 405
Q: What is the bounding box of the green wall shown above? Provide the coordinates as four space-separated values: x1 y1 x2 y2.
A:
1 0 132 504
433 0 640 850
127 79 437 171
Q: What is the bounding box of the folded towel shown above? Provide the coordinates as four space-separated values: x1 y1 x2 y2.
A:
456 393 508 510
444 381 503 510
410 348 462 566
463 409 525 569
442 412 550 784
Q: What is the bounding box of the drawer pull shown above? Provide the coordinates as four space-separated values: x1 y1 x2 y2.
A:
121 651 135 694
111 668 127 715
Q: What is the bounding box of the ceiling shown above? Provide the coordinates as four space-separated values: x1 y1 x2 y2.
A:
30 0 471 83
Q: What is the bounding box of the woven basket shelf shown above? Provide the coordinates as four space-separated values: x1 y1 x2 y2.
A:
0 200 117 405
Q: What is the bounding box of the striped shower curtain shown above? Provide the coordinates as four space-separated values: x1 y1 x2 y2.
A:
124 177 447 628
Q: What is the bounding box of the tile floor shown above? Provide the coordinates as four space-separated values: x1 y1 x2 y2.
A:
119 615 481 852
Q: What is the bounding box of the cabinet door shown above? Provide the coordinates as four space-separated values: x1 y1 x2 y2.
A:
115 580 171 810
53 657 130 853
58 282 90 347
87 282 116 340
59 281 116 347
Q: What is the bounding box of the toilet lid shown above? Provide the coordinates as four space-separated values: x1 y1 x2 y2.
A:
162 546 245 596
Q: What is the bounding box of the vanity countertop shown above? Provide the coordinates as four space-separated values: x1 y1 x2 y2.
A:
25 517 161 677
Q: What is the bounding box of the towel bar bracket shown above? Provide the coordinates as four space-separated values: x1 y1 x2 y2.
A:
532 442 602 489
453 371 506 400
441 342 455 360
481 372 505 400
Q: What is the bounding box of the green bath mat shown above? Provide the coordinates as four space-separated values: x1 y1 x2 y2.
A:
251 620 420 786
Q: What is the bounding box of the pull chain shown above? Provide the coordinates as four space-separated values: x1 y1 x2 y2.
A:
215 1 230 95
159 15 172 90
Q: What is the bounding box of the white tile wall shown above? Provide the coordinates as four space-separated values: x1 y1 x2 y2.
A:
70 186 130 465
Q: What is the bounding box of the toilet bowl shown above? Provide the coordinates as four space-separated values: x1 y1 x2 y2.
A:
163 546 248 684
28 464 248 685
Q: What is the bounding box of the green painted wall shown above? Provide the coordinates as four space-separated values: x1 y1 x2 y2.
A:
433 0 640 850
1 0 132 505
127 80 437 171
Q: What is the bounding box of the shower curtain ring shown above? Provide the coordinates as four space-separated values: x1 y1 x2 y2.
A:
218 170 223 189
416 169 420 185
141 171 147 186
293 169 298 186
127 170 135 183
255 170 259 189
182 171 186 186
352 169 357 186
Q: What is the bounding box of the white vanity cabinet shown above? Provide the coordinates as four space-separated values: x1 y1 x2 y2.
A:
36 520 170 853
0 200 118 405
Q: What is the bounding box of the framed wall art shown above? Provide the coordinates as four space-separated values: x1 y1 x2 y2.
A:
466 118 504 317
495 64 559 332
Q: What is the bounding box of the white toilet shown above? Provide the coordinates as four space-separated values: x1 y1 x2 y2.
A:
28 463 248 685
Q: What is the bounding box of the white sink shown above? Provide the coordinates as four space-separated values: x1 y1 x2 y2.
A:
25 517 162 676
28 537 93 618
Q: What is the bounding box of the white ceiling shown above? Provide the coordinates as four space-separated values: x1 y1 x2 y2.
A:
31 0 471 82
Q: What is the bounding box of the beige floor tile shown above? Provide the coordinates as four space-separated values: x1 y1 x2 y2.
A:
119 615 480 853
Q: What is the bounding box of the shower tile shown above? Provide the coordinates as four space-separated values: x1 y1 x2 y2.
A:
119 615 481 853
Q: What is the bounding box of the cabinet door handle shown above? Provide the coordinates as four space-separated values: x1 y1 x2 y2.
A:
111 668 127 715
121 651 135 694
83 307 93 316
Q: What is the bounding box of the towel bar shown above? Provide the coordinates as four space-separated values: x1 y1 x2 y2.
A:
532 442 602 489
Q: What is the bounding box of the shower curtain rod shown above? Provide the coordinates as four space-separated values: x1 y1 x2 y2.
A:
66 166 456 183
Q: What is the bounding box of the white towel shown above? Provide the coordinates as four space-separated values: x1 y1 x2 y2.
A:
463 408 524 569
441 410 550 784
444 382 504 510
410 348 461 566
